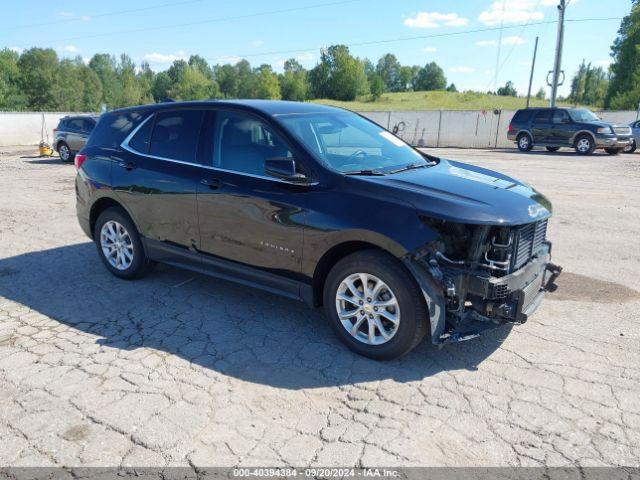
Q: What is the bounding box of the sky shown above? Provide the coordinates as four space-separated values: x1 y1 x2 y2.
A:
2 0 631 97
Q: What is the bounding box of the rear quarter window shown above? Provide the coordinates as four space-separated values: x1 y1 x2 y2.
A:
128 115 154 153
85 110 147 149
512 110 534 123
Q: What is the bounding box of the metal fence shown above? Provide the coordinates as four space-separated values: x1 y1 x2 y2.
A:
1 109 638 148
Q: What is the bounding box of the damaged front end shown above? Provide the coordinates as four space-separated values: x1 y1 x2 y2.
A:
404 217 562 345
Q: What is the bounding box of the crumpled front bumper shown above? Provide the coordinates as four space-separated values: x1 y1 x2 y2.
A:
406 245 562 345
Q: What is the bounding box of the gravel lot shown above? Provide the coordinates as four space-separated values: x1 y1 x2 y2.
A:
1 145 639 468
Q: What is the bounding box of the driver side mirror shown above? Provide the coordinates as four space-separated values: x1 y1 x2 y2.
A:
265 157 308 183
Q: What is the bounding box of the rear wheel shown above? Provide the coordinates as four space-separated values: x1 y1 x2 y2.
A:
93 207 155 279
58 142 73 162
516 133 533 152
545 146 560 152
605 147 621 155
323 250 430 360
574 134 595 155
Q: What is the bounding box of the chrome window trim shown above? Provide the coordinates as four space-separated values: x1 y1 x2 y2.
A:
120 112 317 186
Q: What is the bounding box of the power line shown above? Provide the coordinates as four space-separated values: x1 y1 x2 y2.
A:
46 0 363 43
210 17 623 62
4 0 206 31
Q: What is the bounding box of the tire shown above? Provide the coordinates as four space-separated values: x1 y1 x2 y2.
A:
516 133 533 152
604 147 621 155
545 146 560 152
57 142 73 162
574 134 595 155
93 207 155 279
323 250 430 360
623 140 636 153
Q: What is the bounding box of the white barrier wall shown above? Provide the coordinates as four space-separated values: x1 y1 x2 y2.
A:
1 109 638 148
0 112 93 147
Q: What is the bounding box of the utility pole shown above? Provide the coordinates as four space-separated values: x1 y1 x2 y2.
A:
526 36 539 108
549 0 566 107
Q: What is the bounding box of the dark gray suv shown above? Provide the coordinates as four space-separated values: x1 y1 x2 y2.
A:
53 115 99 162
507 107 632 155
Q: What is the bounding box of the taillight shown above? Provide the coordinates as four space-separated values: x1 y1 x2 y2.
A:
508 123 514 133
75 153 87 170
53 128 57 134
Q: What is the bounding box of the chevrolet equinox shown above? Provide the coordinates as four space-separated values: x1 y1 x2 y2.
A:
75 100 560 360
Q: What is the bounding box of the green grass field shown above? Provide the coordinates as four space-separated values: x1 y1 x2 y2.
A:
312 90 573 111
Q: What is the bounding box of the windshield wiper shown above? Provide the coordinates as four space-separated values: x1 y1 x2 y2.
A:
387 162 432 174
344 169 386 176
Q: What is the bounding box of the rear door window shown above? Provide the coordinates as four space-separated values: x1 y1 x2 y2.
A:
82 119 96 133
67 118 85 131
149 110 204 163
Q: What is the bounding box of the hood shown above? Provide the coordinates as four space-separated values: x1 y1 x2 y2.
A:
353 158 552 226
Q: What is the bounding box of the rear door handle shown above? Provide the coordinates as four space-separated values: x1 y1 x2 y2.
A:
201 178 221 189
118 160 135 170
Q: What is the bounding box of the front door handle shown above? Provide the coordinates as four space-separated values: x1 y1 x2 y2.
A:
201 178 221 189
118 160 135 170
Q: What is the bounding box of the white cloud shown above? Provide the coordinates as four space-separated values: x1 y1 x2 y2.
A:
449 66 476 73
404 12 469 28
9 46 23 54
478 1 544 25
58 11 73 17
217 55 243 65
476 36 526 47
502 35 526 45
423 46 437 52
59 45 81 53
80 15 91 22
476 40 497 47
144 50 188 65
596 58 612 67
250 40 264 48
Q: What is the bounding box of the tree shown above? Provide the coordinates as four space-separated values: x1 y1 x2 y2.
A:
497 80 517 97
17 48 60 110
279 59 308 101
166 59 219 100
236 60 255 98
188 55 213 79
535 87 546 100
376 53 402 92
55 58 85 111
414 62 446 91
569 60 608 106
309 45 368 101
216 64 239 98
398 65 418 91
81 66 103 111
152 72 172 101
369 73 384 101
446 83 458 93
253 64 280 99
606 2 640 108
88 54 119 108
0 48 27 110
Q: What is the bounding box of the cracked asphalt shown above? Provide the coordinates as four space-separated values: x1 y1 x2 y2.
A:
0 145 639 468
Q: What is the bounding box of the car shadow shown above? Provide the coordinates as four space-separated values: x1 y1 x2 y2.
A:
0 243 510 389
22 157 67 164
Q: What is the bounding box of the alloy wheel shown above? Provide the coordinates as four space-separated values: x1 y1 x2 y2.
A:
519 136 530 149
335 273 401 346
100 220 134 271
577 138 591 153
59 144 70 161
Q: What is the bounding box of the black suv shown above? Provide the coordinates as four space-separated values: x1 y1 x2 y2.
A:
54 115 99 162
75 100 560 360
508 107 632 155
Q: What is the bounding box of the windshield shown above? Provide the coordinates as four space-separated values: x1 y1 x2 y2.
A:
276 111 429 174
568 108 600 122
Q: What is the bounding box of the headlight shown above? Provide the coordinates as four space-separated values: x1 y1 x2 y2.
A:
597 127 613 134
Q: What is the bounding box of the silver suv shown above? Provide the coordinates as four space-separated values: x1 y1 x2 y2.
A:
53 115 99 162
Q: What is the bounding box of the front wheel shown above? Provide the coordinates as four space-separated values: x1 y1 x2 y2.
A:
517 133 533 152
605 147 621 155
574 134 595 155
94 207 155 279
623 140 636 153
323 250 430 360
